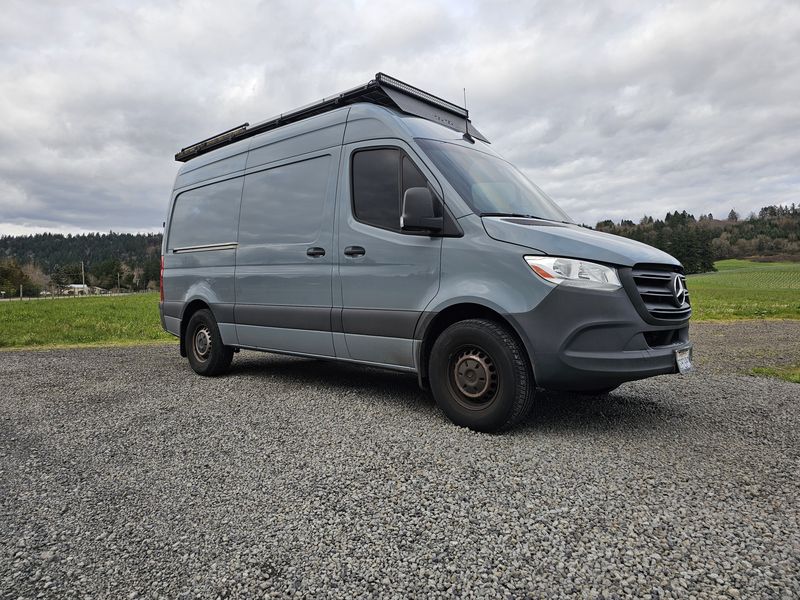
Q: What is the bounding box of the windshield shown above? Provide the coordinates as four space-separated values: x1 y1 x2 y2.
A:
416 139 572 223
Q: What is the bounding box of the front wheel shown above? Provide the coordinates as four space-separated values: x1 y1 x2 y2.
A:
184 309 234 376
429 319 534 432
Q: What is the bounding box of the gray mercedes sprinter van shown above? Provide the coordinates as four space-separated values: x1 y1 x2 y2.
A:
161 73 692 432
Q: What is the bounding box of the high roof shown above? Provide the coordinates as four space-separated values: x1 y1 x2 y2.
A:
174 72 488 162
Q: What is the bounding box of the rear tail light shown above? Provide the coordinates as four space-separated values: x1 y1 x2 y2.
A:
159 256 164 302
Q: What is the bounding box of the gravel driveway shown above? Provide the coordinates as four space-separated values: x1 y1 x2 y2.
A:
1 322 798 599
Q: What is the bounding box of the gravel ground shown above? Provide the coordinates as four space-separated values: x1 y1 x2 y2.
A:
1 322 798 599
689 319 800 374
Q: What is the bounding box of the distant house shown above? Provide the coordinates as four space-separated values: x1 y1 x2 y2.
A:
62 284 90 296
59 284 112 296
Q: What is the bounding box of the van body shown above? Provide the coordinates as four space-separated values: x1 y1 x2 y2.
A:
161 74 692 431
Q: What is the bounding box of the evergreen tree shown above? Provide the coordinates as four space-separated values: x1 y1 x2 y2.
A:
0 259 41 297
592 204 800 273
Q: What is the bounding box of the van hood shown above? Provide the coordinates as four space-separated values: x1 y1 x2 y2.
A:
481 216 681 268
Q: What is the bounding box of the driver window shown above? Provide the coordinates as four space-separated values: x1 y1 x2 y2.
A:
352 149 432 231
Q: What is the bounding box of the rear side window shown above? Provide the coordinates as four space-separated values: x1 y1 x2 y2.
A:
239 155 332 245
352 148 429 232
169 178 243 250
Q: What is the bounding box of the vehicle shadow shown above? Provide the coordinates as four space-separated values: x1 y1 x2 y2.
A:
227 352 678 433
229 352 427 400
521 389 680 433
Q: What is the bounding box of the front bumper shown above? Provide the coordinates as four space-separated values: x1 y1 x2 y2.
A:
509 285 691 391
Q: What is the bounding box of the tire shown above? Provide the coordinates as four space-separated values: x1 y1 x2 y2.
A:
428 318 534 432
184 309 234 376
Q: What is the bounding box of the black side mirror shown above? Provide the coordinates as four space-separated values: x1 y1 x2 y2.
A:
401 187 443 233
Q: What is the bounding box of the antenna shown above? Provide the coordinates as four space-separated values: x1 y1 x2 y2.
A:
462 86 475 143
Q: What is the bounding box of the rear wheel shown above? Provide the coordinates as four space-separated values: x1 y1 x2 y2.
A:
429 319 534 432
185 309 234 376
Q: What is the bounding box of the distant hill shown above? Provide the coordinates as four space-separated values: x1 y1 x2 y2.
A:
0 232 162 295
1 204 798 296
595 204 799 274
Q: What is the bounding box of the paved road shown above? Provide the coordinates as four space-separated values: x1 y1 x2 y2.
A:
1 322 798 598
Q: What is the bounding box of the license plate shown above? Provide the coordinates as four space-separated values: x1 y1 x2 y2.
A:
675 348 693 374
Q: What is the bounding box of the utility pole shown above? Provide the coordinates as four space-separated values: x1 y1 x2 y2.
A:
117 272 120 294
81 261 85 288
20 284 23 300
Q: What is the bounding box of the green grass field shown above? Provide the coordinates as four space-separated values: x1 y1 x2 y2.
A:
1 259 798 350
0 293 172 349
688 259 800 321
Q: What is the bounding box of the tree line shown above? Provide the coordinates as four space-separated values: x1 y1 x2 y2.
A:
594 204 799 274
1 204 798 295
0 232 161 297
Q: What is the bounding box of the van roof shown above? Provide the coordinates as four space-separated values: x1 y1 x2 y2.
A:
174 73 489 163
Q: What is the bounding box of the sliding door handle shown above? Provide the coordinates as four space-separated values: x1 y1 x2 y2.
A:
306 247 326 258
343 246 366 258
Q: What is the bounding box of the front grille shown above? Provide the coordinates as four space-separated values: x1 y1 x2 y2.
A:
631 266 691 321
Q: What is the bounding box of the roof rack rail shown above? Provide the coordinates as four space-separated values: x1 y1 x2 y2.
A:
175 72 488 162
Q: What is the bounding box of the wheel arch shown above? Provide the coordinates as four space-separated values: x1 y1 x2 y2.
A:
415 301 537 389
179 299 212 357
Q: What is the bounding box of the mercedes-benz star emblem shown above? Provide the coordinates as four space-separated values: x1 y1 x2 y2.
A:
671 273 687 307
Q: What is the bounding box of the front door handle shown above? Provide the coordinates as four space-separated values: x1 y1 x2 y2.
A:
344 245 366 258
306 247 326 258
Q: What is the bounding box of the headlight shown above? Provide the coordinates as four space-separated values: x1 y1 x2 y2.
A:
524 256 621 291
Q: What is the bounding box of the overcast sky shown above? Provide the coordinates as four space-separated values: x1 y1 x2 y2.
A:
1 0 798 235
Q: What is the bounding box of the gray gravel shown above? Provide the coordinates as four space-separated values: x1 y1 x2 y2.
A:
1 322 799 599
689 319 800 374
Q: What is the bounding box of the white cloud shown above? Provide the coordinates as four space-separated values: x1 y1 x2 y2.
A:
0 0 797 234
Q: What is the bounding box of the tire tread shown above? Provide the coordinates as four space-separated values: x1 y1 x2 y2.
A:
185 309 233 377
430 318 534 432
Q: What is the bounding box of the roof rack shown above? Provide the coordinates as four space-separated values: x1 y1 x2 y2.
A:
175 72 488 162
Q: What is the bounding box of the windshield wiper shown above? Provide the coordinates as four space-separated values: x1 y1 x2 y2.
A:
479 212 542 219
480 212 574 225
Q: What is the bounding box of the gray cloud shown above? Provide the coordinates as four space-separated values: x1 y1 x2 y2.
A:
1 0 798 235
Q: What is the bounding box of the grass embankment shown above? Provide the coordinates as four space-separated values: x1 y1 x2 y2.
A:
0 293 173 349
688 259 800 321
